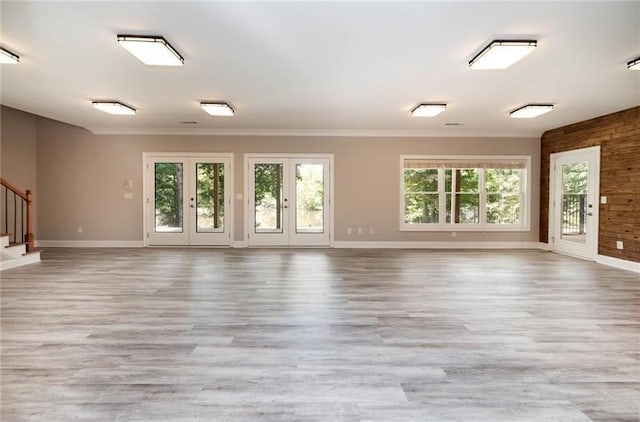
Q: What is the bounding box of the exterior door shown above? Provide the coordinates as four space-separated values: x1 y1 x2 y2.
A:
247 156 331 246
146 155 232 246
550 146 600 260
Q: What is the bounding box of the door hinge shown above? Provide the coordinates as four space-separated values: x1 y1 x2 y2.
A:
146 198 150 204
146 232 149 238
551 236 555 243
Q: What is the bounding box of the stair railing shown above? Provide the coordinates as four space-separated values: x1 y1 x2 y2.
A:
0 178 34 252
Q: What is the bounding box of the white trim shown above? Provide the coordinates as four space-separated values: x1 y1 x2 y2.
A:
142 152 233 158
88 127 535 138
37 240 145 248
538 242 551 251
595 254 640 273
334 241 541 249
232 241 248 248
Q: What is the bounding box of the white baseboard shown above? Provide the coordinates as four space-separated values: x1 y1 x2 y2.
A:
538 242 551 251
333 241 541 249
30 240 640 273
36 240 145 248
595 254 640 273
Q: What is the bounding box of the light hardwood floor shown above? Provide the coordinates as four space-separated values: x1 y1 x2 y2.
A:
1 248 639 421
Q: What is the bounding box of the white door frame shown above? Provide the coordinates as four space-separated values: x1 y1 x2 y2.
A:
143 152 234 247
548 146 600 260
244 153 335 247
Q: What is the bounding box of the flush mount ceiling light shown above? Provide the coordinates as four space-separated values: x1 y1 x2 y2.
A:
509 104 554 118
92 101 136 115
0 47 19 64
469 40 537 69
117 35 183 66
411 104 447 117
627 57 640 70
200 102 235 116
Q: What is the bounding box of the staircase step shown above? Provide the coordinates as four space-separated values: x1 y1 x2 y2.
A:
0 249 41 270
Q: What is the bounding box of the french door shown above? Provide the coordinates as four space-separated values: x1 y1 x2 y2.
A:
247 156 332 246
550 146 600 260
146 154 232 246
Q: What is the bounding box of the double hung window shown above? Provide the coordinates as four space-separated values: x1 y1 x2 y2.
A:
401 156 530 231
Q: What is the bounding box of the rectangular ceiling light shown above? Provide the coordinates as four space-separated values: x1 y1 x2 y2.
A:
469 40 537 69
510 104 554 118
627 57 640 70
201 102 234 116
92 101 136 115
411 104 447 117
117 35 184 66
0 47 19 64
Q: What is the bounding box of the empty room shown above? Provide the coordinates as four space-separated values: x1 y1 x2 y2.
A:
1 1 639 421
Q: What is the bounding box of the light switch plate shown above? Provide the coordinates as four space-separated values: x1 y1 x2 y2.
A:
600 196 607 204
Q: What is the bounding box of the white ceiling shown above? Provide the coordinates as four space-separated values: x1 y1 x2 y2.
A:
1 1 639 137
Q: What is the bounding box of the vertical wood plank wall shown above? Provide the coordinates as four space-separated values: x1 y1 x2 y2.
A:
540 106 640 263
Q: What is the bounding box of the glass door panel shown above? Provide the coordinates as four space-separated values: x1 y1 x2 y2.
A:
154 162 184 233
196 162 225 233
295 163 324 234
189 158 231 245
148 158 189 245
254 163 284 233
560 161 588 244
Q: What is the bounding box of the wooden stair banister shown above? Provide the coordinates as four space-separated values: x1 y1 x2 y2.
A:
1 178 35 252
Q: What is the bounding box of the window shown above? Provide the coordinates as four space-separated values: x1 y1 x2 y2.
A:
401 156 530 231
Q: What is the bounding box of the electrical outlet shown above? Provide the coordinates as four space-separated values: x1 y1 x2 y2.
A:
369 228 374 235
347 227 352 235
357 227 363 235
600 196 607 204
616 241 624 250
77 226 83 234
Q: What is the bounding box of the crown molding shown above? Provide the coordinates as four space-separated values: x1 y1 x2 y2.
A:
86 127 536 138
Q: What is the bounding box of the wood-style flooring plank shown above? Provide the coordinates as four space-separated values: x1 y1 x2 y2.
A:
1 248 639 421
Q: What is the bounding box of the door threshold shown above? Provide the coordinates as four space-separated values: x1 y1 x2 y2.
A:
551 249 595 262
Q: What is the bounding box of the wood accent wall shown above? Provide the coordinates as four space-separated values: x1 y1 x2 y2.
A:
540 106 640 263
